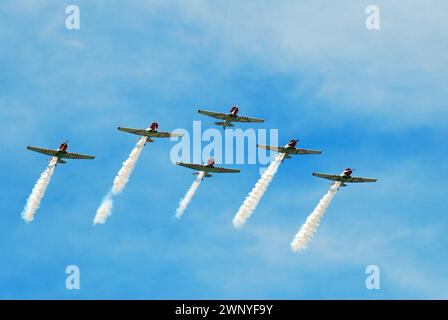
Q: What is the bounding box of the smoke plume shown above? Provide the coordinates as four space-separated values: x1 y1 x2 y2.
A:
21 157 58 222
112 137 146 194
232 153 285 228
291 182 341 252
176 171 205 219
93 137 146 225
93 192 114 225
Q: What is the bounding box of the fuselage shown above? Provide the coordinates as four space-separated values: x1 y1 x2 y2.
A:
54 143 69 164
337 168 353 187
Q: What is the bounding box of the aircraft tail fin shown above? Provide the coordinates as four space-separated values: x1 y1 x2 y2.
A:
281 154 292 162
335 182 347 190
57 159 66 165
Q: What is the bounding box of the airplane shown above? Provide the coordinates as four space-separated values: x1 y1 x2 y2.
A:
118 121 183 144
176 158 240 179
312 168 378 189
198 105 264 129
27 141 95 165
257 139 322 160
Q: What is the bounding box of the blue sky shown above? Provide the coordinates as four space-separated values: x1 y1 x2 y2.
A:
1 0 447 299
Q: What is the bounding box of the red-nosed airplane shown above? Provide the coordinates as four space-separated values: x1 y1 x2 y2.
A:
118 121 183 144
198 105 264 129
176 158 240 179
313 168 377 189
27 141 95 165
257 139 322 160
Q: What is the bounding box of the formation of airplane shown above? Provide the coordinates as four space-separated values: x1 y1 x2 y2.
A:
118 121 183 144
27 142 95 165
313 168 377 189
198 105 264 129
257 139 322 160
24 106 377 221
176 158 240 179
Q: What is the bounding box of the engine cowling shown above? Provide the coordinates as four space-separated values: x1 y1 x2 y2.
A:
230 105 239 115
288 139 298 148
207 158 215 167
59 143 68 152
150 122 159 131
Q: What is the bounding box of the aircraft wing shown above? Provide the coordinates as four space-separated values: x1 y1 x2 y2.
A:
27 146 94 160
147 131 184 138
118 127 183 138
27 146 58 157
287 147 322 155
257 144 282 152
257 145 322 155
312 173 377 183
345 176 377 183
197 109 228 120
232 115 264 123
59 152 95 160
312 173 344 181
176 162 240 173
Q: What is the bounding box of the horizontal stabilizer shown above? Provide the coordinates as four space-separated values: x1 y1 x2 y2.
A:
57 159 66 164
177 162 240 174
215 122 234 127
193 172 212 178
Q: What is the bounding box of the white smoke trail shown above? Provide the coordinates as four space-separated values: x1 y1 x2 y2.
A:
21 157 58 223
112 137 146 194
176 171 205 219
233 153 285 228
93 137 146 225
93 192 114 225
291 182 341 252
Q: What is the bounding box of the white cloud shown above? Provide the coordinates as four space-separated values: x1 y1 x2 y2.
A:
138 0 448 128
